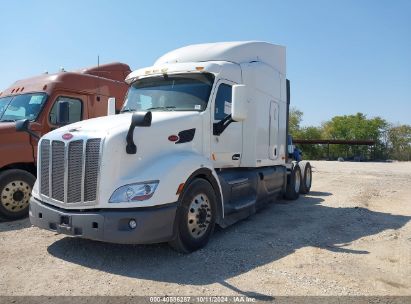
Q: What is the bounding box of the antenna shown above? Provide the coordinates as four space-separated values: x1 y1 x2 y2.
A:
97 55 101 102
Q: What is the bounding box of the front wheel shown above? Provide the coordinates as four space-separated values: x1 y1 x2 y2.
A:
169 178 217 253
0 169 35 220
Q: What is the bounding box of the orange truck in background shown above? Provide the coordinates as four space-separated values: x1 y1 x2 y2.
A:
0 62 131 219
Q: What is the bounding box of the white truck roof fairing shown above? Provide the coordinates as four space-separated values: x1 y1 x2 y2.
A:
125 62 224 84
154 41 286 75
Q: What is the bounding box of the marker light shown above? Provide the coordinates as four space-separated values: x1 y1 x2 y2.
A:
168 135 179 142
129 219 137 229
176 183 185 195
109 181 159 203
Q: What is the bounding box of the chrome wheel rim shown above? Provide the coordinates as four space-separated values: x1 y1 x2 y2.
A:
306 167 312 188
294 170 301 193
1 180 31 212
187 193 212 239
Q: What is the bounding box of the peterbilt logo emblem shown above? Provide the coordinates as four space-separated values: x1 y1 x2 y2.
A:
62 133 73 140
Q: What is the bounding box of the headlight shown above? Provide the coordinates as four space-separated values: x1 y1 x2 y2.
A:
109 181 159 203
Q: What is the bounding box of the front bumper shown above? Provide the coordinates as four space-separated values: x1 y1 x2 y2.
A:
29 197 177 244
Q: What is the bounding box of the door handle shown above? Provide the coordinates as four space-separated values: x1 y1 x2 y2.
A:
232 154 241 160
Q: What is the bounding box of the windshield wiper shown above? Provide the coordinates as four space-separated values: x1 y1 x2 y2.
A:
121 108 136 113
0 119 16 122
146 106 176 111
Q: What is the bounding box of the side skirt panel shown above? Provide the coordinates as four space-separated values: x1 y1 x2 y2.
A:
216 165 286 228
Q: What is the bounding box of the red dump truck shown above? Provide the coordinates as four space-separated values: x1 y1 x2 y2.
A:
0 62 131 219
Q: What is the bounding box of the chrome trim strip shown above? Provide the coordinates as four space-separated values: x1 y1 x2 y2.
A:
38 140 42 196
95 137 105 204
81 139 86 203
48 140 52 197
228 178 249 185
63 141 69 204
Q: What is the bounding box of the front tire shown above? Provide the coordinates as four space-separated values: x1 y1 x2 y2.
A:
169 178 217 253
0 169 35 220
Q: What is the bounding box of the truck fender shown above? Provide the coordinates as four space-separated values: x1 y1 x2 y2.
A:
160 154 223 220
177 167 224 224
110 152 224 215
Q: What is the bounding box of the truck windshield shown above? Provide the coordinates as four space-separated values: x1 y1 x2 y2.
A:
121 73 214 113
0 93 47 122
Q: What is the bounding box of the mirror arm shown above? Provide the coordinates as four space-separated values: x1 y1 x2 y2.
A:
126 124 137 154
213 114 234 136
15 119 40 139
125 111 152 154
27 130 40 140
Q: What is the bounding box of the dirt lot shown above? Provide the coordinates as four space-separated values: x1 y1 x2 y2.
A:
0 161 410 297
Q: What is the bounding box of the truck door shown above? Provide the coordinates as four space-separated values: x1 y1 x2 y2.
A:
210 81 243 167
48 95 86 129
269 100 279 160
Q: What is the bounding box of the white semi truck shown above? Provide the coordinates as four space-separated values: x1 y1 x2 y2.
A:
29 41 312 252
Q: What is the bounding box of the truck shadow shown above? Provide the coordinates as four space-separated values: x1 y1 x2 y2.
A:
0 217 31 232
47 192 410 294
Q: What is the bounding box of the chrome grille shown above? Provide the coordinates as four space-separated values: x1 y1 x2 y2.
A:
51 141 65 202
84 139 101 202
39 138 101 204
67 140 83 203
40 139 50 196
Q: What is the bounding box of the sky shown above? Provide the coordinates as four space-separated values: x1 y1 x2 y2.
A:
0 0 410 126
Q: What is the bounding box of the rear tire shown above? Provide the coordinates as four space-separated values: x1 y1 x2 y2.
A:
299 161 312 194
169 178 217 253
0 169 35 220
284 164 301 200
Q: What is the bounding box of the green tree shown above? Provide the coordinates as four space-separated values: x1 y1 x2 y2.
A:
289 107 303 136
297 126 325 159
286 108 411 161
322 113 388 160
388 125 411 161
289 108 325 159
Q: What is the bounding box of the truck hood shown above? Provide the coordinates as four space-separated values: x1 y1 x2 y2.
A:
36 110 205 209
54 111 201 136
0 122 17 135
0 121 33 169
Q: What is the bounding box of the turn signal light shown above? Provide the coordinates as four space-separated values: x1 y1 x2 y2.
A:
176 183 185 195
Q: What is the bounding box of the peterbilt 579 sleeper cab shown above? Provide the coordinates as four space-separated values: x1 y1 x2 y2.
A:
29 41 312 253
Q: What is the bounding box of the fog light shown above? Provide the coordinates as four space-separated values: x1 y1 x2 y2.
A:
129 219 137 229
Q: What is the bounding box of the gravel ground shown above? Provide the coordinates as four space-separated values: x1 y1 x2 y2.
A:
0 161 410 297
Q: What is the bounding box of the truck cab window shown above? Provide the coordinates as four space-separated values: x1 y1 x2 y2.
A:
0 93 47 122
214 83 232 121
49 96 82 125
